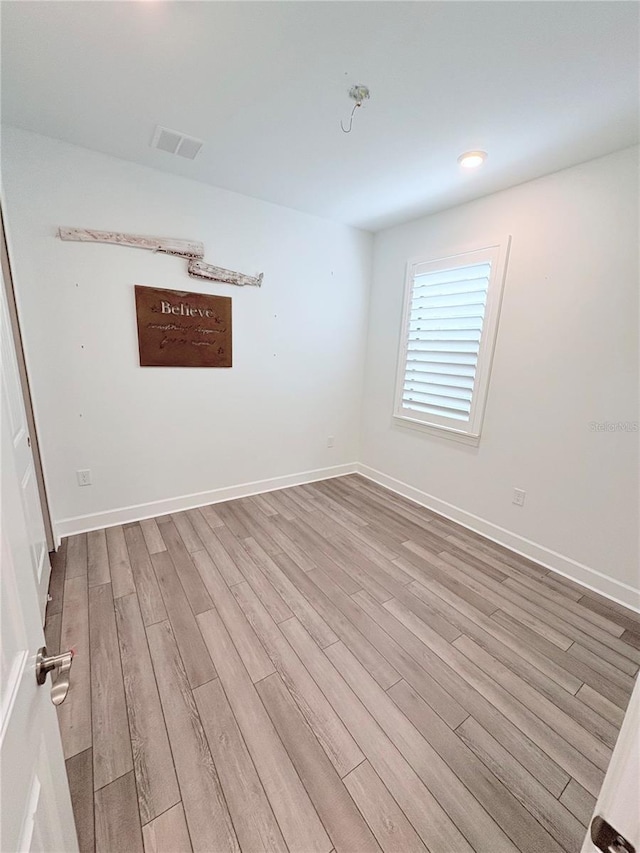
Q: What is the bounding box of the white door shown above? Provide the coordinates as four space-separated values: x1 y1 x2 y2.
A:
0 264 50 619
1 272 78 851
581 675 639 853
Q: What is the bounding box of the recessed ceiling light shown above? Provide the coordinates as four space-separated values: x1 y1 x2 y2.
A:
458 150 487 169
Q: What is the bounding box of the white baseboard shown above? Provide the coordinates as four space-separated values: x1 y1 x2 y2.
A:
53 458 639 615
54 462 358 542
357 464 640 614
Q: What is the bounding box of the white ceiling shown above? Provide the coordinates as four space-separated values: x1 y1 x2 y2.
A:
2 1 638 231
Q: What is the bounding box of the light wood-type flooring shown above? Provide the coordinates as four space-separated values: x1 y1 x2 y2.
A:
44 474 640 853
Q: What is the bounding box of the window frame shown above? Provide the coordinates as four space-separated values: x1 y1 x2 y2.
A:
393 237 511 445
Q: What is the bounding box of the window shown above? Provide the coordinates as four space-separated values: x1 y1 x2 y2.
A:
394 239 510 443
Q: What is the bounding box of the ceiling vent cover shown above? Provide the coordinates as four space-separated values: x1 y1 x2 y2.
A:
151 126 203 160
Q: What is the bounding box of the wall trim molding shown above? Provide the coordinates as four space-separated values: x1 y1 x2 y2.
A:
357 463 640 614
54 462 358 541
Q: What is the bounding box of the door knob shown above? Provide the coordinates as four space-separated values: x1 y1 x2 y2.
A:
590 816 636 853
35 646 73 705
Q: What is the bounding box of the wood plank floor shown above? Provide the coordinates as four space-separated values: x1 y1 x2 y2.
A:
45 475 640 853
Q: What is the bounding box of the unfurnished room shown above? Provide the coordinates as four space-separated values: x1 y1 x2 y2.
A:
0 2 639 852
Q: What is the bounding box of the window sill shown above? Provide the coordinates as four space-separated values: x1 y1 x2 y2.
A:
392 414 481 446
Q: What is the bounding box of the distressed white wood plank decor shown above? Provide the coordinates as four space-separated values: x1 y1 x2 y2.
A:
188 259 263 288
58 227 204 259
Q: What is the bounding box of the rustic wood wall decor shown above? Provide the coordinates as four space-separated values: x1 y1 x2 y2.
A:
58 227 204 258
58 226 264 288
188 259 263 288
134 285 232 367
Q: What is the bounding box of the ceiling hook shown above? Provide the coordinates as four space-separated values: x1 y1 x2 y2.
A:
340 84 370 134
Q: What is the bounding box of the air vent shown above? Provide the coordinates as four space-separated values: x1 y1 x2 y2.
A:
176 136 203 160
151 126 203 160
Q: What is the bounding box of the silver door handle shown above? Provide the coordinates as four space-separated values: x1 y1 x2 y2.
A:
35 646 74 705
590 816 636 853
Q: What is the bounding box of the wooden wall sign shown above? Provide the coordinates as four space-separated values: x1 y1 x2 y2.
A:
134 285 232 367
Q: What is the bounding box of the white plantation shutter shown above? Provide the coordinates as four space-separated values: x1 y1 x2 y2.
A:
395 241 509 441
403 262 490 421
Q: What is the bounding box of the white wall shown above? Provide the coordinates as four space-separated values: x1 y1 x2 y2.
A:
3 127 638 608
361 147 639 607
1 127 372 535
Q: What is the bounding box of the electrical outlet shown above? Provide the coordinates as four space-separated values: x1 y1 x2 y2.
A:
327 436 335 448
77 469 92 487
512 488 526 507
